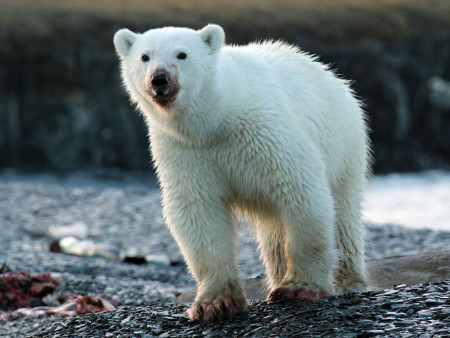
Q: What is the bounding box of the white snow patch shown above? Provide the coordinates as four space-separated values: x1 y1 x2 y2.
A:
363 170 450 231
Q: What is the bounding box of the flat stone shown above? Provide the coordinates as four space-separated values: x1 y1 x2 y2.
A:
358 319 374 327
367 330 385 334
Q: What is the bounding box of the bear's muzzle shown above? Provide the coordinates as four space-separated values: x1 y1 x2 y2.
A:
147 69 180 107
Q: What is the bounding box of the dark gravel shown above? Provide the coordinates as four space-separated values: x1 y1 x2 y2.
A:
0 171 449 337
30 281 450 337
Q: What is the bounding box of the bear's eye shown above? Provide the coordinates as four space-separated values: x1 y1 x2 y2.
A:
177 52 187 60
141 54 150 62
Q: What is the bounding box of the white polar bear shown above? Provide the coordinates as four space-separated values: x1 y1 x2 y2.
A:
114 24 371 322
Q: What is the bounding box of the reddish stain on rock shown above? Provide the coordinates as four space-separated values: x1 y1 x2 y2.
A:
0 271 60 311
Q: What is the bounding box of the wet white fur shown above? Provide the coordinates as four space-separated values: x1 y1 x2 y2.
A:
114 24 371 305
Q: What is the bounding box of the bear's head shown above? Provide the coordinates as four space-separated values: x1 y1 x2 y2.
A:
114 24 225 117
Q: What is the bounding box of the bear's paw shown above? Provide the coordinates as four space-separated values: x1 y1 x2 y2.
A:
267 286 328 302
188 295 247 322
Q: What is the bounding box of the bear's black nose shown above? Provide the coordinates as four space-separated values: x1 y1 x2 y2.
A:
152 74 170 86
151 71 171 95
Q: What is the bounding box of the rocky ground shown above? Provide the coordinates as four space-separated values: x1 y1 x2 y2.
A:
0 171 449 337
30 281 450 337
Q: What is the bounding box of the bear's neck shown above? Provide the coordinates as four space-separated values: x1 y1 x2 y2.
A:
143 86 230 147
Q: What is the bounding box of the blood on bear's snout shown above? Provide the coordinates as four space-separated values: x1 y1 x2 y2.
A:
146 69 180 107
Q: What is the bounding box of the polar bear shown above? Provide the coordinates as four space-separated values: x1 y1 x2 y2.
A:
114 24 371 322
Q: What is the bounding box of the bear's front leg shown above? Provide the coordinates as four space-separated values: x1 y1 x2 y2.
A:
161 177 247 322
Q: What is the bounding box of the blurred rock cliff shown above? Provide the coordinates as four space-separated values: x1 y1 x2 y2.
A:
1 0 449 173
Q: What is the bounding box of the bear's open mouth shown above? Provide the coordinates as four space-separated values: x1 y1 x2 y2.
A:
147 90 178 107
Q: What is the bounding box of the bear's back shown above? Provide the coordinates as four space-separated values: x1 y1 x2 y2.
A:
218 40 356 124
221 41 330 83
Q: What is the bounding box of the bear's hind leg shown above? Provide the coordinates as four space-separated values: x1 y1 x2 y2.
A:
255 216 286 289
333 174 371 294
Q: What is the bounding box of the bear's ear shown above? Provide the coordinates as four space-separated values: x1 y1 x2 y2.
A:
198 24 225 52
114 29 138 57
